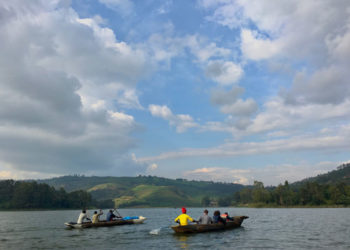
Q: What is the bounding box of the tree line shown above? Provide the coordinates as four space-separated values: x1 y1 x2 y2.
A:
202 180 350 207
0 180 113 209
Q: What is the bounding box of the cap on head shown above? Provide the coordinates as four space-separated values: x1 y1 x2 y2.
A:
182 207 187 213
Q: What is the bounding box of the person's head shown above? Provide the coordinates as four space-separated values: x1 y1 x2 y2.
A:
214 210 220 216
182 207 187 214
204 209 208 214
94 211 97 214
82 209 86 213
109 209 113 212
224 212 228 215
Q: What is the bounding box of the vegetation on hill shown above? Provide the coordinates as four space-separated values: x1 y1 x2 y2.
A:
230 180 350 207
293 163 350 185
39 175 245 207
0 180 112 209
2 163 349 209
219 164 350 207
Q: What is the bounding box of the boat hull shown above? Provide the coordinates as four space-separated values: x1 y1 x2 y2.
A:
171 216 248 234
65 216 146 229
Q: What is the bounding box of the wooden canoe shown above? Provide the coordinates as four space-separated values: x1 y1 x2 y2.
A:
65 216 146 229
171 216 248 234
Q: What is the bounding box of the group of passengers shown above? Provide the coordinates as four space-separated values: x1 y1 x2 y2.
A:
174 207 234 226
77 209 122 224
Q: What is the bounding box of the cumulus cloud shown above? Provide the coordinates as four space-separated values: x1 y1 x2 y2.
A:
219 98 258 116
205 60 243 85
241 29 282 60
200 0 350 139
147 163 158 171
201 1 350 85
210 87 257 130
185 36 231 62
149 105 198 133
211 86 244 105
282 67 350 105
0 0 149 177
144 33 237 83
247 97 350 135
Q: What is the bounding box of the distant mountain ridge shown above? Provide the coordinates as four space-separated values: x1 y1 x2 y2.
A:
37 163 350 208
38 175 245 207
293 163 350 186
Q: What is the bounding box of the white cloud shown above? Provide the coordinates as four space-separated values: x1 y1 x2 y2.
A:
205 60 243 85
220 98 257 116
282 67 350 105
248 97 350 135
185 35 231 62
241 29 282 60
149 105 198 133
201 0 350 110
147 163 158 171
211 87 244 105
0 1 149 177
144 33 237 84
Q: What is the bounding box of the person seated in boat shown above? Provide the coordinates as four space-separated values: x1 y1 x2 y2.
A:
213 210 226 225
77 209 91 224
198 209 213 224
106 209 118 221
174 207 196 226
221 212 234 222
92 209 103 223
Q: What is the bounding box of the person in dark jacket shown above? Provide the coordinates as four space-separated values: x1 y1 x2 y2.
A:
213 210 226 224
106 209 121 221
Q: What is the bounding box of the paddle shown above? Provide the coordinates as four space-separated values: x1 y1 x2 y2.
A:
149 225 173 235
113 208 123 218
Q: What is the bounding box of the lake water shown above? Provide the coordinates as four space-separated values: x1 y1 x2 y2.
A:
0 208 349 249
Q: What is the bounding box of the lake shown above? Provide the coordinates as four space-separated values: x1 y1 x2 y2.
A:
0 208 349 249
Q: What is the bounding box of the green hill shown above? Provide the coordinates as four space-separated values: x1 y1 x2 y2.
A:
293 163 350 186
39 175 244 207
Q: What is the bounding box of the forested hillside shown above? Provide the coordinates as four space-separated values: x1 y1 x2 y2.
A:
0 180 100 209
229 164 350 207
294 163 350 185
3 164 349 209
39 175 245 207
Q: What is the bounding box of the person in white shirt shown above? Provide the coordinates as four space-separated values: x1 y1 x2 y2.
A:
77 210 90 224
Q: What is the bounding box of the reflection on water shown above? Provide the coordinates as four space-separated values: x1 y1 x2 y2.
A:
0 208 349 249
175 235 190 249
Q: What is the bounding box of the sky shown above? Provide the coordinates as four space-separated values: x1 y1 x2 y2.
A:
0 0 350 185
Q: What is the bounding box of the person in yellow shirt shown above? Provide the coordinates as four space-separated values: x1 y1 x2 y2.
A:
174 207 196 226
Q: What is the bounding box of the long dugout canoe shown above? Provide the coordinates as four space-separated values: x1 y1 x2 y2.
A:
171 216 248 234
65 216 146 229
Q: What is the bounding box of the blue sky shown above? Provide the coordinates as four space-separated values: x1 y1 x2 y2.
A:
0 0 350 185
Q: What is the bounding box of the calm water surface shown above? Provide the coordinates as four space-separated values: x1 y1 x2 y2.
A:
0 208 349 249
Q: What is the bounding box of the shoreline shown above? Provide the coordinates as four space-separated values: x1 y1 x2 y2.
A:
1 205 349 211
